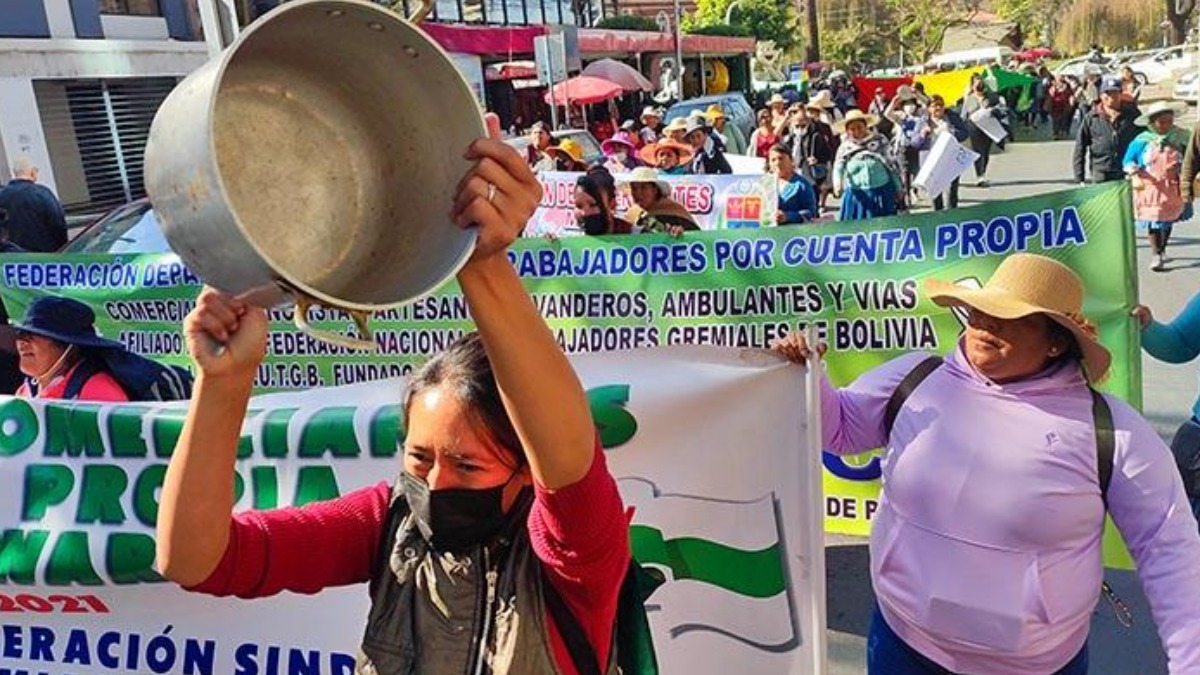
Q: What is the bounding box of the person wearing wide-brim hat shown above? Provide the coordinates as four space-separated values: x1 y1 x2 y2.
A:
661 116 689 144
883 84 930 203
639 106 663 146
831 109 902 221
12 295 129 401
1124 99 1191 272
639 139 694 174
600 132 642 173
767 93 790 134
705 104 747 156
621 166 698 235
545 138 587 172
770 252 1200 674
684 114 733 175
804 89 843 127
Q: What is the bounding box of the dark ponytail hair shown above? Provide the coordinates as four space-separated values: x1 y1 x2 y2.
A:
402 332 523 468
575 166 618 234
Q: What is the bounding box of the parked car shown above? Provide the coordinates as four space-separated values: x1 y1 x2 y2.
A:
1175 70 1200 105
664 93 755 139
1053 56 1108 79
504 128 604 166
61 199 170 254
1053 55 1147 85
927 46 1014 70
1109 49 1158 67
1127 44 1198 84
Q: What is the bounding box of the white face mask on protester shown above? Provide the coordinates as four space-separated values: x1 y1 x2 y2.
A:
614 150 628 163
903 103 917 116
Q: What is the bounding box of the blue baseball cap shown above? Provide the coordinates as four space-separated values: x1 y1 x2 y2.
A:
1100 75 1122 92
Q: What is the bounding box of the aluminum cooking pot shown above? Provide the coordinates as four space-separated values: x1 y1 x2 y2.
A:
144 0 482 350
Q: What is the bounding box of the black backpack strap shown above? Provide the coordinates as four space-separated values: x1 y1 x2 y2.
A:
883 356 943 437
1090 388 1115 509
62 359 102 401
541 571 603 675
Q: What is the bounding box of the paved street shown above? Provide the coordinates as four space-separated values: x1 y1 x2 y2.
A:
824 116 1200 675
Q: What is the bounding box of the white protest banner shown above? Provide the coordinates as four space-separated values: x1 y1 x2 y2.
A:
968 107 1007 144
526 171 778 237
0 346 822 674
914 132 979 199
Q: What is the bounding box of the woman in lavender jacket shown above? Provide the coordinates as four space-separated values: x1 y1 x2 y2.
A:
773 253 1200 675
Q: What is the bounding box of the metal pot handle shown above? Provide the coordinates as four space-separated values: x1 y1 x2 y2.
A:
293 294 377 352
390 0 435 24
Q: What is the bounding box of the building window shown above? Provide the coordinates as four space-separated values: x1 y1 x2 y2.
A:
99 0 162 15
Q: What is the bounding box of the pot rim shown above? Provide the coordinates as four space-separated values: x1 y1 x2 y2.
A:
208 0 485 313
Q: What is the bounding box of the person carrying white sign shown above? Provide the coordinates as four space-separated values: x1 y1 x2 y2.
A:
916 94 974 208
771 253 1200 675
156 139 633 675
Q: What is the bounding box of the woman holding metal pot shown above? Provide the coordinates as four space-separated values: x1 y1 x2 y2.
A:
156 139 631 675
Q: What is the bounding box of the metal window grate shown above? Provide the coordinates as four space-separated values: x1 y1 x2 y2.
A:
35 78 177 214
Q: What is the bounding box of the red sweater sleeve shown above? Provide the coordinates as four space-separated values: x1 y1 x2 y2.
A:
529 442 630 673
186 481 391 598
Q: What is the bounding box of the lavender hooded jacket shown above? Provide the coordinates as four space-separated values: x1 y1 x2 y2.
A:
821 342 1200 674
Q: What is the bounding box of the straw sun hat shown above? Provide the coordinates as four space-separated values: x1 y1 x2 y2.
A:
639 139 694 166
805 90 836 110
1135 100 1184 127
622 166 671 196
834 109 878 134
925 253 1110 382
546 138 584 163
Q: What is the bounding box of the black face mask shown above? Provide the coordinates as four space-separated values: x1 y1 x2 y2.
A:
579 213 610 236
400 471 518 552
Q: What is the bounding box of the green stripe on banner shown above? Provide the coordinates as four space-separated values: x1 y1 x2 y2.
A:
629 524 786 598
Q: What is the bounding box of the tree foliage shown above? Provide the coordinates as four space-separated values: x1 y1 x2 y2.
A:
686 0 799 50
595 15 660 31
994 0 1070 45
821 20 887 69
881 0 980 63
685 23 754 37
993 0 1038 30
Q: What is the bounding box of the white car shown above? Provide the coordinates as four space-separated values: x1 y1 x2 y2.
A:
1053 54 1149 84
1175 70 1200 104
1127 45 1197 84
1053 56 1113 80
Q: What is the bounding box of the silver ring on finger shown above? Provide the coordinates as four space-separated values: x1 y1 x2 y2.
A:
486 183 497 203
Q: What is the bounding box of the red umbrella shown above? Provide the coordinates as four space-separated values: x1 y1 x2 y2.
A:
544 76 624 105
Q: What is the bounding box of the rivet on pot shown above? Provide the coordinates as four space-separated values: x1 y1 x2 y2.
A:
368 21 385 31
326 9 344 17
404 46 419 57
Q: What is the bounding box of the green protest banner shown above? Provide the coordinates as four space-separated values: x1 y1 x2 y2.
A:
0 182 1139 561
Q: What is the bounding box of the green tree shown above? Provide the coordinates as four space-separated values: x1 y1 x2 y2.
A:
821 20 886 69
993 0 1037 30
686 0 800 50
994 0 1069 45
881 0 980 63
596 15 660 31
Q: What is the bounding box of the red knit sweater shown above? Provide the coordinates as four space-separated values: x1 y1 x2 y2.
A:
188 444 629 675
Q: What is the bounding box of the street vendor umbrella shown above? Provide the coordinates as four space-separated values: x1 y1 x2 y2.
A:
582 58 654 92
544 75 625 105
